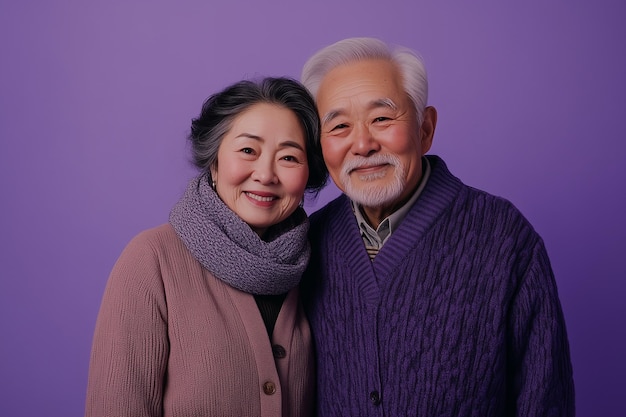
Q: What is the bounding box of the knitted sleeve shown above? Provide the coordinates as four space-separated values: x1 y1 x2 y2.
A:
507 238 575 416
85 232 169 417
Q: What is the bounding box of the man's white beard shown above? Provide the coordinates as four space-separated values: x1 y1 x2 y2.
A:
340 154 407 208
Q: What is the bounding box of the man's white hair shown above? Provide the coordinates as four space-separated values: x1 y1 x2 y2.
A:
301 37 429 126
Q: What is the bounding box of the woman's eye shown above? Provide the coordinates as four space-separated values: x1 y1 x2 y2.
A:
373 117 390 123
240 147 254 154
281 155 299 163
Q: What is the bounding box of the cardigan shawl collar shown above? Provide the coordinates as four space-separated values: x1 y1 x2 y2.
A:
315 155 463 305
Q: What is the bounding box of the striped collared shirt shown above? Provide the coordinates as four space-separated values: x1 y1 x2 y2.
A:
352 157 431 260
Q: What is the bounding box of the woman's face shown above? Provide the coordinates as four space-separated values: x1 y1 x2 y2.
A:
211 103 309 237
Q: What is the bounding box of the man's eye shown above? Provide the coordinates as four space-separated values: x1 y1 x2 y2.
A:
373 117 391 122
330 123 348 131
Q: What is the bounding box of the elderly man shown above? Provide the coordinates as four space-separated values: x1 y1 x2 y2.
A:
301 37 574 416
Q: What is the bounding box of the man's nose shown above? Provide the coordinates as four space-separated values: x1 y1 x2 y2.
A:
350 125 380 156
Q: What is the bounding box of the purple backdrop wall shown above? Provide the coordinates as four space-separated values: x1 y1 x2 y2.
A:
1 1 624 416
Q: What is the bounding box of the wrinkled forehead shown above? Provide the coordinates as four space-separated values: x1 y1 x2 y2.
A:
317 60 409 117
320 98 399 127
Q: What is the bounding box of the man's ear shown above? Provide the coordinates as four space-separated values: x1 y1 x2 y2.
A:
420 106 437 154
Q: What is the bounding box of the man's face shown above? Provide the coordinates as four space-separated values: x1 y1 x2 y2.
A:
316 59 433 212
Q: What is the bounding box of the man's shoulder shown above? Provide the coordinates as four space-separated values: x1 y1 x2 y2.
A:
427 155 526 215
464 185 527 220
309 194 350 227
447 184 544 252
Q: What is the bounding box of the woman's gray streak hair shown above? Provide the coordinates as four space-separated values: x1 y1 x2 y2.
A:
188 77 328 194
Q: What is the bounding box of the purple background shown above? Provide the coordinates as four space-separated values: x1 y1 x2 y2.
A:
1 1 624 416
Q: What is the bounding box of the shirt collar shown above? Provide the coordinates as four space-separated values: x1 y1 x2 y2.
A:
352 157 431 248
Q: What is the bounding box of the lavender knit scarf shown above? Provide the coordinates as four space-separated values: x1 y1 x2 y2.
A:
169 175 310 295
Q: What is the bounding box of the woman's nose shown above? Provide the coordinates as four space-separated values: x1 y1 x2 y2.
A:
251 159 278 184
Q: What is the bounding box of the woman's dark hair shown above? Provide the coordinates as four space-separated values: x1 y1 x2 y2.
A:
189 77 327 194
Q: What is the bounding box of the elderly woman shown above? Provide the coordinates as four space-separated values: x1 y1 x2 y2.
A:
85 77 327 417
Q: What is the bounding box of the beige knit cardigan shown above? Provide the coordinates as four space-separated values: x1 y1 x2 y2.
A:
85 224 315 417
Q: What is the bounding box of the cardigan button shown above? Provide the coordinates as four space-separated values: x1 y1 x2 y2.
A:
369 390 381 405
263 381 277 395
272 344 287 358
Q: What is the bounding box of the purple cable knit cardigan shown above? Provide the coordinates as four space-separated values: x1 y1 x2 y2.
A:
303 155 575 417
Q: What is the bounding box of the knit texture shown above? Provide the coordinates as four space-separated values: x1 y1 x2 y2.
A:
303 155 575 417
85 225 315 417
169 174 310 295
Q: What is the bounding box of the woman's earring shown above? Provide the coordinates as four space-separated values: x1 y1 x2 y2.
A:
212 180 216 190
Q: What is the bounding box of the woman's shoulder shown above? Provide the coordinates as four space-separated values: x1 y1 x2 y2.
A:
134 223 178 241
130 223 178 244
120 223 185 260
111 224 196 285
